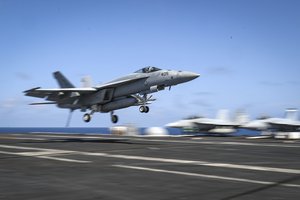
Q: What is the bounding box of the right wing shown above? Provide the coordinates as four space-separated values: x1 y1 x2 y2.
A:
95 76 148 89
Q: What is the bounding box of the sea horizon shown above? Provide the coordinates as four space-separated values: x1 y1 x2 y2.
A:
0 127 260 136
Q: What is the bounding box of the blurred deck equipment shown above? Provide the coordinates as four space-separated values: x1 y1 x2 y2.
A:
110 124 139 136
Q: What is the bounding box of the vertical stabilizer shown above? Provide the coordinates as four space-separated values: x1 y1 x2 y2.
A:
234 110 249 125
53 71 75 88
81 76 93 88
216 109 230 122
285 108 298 121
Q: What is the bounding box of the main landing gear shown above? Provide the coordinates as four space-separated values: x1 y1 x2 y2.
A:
82 105 150 124
83 113 92 122
83 111 119 124
139 105 149 113
110 111 118 124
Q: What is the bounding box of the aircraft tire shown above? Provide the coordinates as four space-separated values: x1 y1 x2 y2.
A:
139 106 145 113
139 106 149 113
112 115 118 123
83 113 91 122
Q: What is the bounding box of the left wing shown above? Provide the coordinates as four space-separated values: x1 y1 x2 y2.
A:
24 75 148 101
193 120 239 128
24 87 97 100
192 120 238 133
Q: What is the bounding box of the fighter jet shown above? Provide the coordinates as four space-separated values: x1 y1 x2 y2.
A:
24 66 199 125
241 108 300 132
166 110 248 134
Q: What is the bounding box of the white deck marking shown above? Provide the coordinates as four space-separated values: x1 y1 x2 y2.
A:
1 144 300 174
0 144 70 151
81 152 300 174
113 165 300 188
0 145 90 163
246 136 272 139
35 156 91 163
0 150 91 163
0 136 47 141
129 137 300 148
27 134 104 139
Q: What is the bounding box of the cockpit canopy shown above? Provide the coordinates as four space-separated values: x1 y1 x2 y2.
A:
134 66 161 73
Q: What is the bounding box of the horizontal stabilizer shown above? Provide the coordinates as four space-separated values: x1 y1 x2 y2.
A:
23 87 41 93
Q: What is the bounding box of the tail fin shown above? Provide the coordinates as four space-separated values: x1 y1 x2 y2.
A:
81 76 93 88
234 110 249 125
216 109 230 122
284 108 298 121
53 71 75 88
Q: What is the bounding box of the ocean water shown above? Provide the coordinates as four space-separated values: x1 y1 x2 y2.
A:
0 127 260 136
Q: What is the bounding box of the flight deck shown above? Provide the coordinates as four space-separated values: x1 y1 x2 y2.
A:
1 133 300 200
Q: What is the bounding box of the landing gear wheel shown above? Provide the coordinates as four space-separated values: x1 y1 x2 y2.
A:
83 113 91 122
111 115 118 124
139 106 146 113
139 106 149 113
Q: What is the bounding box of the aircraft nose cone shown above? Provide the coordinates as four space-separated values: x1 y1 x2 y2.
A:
179 71 200 82
187 72 200 80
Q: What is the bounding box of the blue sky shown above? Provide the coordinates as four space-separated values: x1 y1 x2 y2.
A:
0 0 300 127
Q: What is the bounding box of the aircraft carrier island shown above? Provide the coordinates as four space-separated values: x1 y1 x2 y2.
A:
0 132 300 200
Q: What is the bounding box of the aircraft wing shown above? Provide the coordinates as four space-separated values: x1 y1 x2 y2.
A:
95 76 148 89
193 120 239 127
192 121 238 133
24 76 148 100
24 87 97 99
268 121 300 131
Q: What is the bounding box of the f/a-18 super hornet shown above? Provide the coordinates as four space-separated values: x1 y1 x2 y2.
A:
166 109 249 134
241 108 300 132
24 66 199 125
